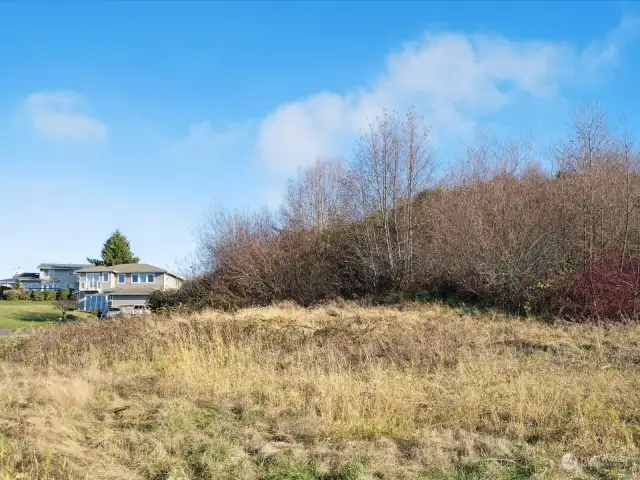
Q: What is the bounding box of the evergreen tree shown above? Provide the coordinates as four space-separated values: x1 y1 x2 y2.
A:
88 230 140 266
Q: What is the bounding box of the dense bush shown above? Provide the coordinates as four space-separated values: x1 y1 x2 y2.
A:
0 289 76 302
30 291 46 302
3 290 25 301
43 291 57 301
170 105 640 322
57 289 71 300
208 225 370 307
552 251 640 322
148 274 237 312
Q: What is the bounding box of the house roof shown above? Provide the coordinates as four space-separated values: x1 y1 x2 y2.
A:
19 272 40 279
0 273 45 283
75 263 184 280
76 263 167 274
14 273 41 281
102 285 159 295
38 263 91 270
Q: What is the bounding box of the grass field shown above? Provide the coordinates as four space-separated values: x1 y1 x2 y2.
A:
0 301 92 330
0 302 639 479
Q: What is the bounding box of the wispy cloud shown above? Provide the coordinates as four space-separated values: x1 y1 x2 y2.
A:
255 16 639 174
22 91 107 144
581 15 640 68
171 121 251 161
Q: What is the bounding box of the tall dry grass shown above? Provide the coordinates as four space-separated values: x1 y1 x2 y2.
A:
1 303 639 479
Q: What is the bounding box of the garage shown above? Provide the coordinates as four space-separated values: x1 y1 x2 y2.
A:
109 293 150 309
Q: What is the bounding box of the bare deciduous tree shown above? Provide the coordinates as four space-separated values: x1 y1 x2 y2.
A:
186 102 640 320
350 107 434 288
281 157 349 230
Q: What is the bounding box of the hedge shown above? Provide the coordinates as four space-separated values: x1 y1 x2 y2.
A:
1 289 77 301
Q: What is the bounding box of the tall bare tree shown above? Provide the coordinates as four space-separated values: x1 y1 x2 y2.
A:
350 107 434 288
554 104 614 266
618 118 638 268
280 157 349 230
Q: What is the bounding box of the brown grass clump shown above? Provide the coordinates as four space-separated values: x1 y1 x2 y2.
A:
1 303 640 479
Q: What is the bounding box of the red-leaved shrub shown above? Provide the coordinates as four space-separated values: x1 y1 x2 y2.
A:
553 251 640 322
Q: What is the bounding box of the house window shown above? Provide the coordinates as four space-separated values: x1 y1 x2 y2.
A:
146 273 155 283
118 274 125 284
132 274 139 283
102 272 109 282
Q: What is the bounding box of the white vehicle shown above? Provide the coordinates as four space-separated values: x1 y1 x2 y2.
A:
130 305 151 316
101 305 151 318
103 307 122 318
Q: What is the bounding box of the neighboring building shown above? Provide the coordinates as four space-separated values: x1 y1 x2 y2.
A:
0 272 42 290
75 263 184 313
38 263 91 290
0 263 90 292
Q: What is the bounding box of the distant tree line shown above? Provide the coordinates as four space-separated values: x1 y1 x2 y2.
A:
156 104 640 322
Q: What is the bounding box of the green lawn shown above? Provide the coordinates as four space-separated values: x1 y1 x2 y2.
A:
0 301 93 330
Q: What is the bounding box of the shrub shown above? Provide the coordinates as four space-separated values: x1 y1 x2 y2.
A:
147 289 175 311
4 290 24 301
57 289 70 300
552 251 640 322
44 291 57 301
30 291 46 302
148 274 237 312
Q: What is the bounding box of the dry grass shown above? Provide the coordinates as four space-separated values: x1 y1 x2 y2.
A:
1 302 639 479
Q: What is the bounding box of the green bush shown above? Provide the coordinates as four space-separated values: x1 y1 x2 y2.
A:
44 290 57 301
4 290 24 301
30 290 46 301
57 289 70 300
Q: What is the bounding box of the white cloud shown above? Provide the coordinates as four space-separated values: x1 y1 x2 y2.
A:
582 15 640 68
256 17 638 174
171 121 250 161
22 91 107 144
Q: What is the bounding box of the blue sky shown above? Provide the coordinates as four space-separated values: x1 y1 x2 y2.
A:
1 1 640 277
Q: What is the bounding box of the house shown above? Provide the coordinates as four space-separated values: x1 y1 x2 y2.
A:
0 272 41 290
0 263 89 291
74 263 184 313
38 263 91 290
